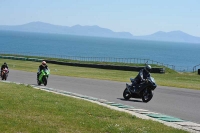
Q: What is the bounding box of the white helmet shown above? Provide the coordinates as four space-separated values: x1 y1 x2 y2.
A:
42 61 46 65
144 65 151 73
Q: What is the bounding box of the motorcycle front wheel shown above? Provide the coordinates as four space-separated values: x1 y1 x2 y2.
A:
2 73 6 80
123 88 131 100
142 88 153 103
43 76 48 86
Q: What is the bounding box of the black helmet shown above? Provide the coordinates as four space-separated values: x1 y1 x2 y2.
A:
4 62 7 65
144 65 151 73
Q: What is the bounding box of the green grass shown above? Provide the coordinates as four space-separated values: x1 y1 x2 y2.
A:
1 58 200 90
0 82 188 133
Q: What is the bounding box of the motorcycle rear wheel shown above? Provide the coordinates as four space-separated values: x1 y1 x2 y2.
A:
123 88 131 100
142 89 153 103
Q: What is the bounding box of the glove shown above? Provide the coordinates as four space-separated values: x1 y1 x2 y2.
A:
143 79 148 82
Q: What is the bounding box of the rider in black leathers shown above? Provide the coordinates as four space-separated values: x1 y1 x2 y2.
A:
129 65 151 93
1 62 9 77
37 61 49 80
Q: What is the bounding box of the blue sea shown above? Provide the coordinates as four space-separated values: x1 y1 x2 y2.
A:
0 30 200 71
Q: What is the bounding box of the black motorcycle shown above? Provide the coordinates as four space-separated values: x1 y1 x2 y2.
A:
123 76 157 103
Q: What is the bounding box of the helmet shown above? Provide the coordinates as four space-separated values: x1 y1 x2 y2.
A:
4 62 7 65
42 61 46 66
144 65 151 73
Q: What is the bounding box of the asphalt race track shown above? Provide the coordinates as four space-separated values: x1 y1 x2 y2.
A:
6 69 200 124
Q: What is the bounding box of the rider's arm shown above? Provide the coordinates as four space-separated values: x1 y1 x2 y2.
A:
38 66 42 73
140 69 149 82
139 70 144 81
46 65 49 70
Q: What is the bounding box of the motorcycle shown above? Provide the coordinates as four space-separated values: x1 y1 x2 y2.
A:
37 68 50 86
123 76 157 103
1 68 9 80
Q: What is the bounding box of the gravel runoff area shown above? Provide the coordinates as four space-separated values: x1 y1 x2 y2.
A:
1 80 200 133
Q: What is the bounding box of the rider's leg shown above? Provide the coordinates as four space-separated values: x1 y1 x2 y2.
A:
130 81 137 92
37 72 39 80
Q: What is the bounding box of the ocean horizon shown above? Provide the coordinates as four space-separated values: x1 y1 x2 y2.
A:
0 30 200 72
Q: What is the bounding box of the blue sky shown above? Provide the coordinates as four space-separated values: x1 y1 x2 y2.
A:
0 0 200 36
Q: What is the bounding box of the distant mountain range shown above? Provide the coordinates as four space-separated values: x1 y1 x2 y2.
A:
0 21 200 43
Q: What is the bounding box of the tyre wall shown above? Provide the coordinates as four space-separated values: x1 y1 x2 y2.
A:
0 56 165 74
45 60 165 74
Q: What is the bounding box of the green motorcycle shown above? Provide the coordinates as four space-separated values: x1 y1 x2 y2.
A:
37 68 50 86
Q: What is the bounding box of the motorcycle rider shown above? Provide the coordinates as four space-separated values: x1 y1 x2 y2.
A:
1 62 9 77
37 61 49 81
129 65 151 93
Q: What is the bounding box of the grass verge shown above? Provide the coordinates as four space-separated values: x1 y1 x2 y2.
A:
0 82 188 133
